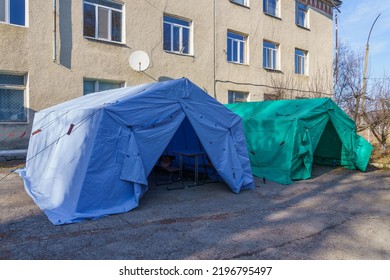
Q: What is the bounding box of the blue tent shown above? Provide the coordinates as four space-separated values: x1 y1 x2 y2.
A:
19 78 254 225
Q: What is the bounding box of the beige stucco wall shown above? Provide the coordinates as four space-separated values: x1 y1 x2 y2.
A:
215 0 334 103
0 0 336 151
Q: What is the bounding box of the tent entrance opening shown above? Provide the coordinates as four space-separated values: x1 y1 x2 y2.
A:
313 120 342 167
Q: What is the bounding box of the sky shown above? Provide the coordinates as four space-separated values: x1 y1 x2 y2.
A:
337 0 390 80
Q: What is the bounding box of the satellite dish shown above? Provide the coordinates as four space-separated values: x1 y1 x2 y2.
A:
129 50 150 72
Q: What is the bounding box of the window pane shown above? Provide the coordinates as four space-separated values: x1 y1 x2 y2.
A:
10 0 25 26
264 0 277 15
228 32 244 41
233 40 238 62
227 38 232 61
270 0 276 16
86 0 122 10
0 89 25 122
84 3 96 37
239 41 244 63
182 27 190 54
163 22 171 51
99 81 121 92
111 10 122 42
233 0 247 6
297 3 307 26
228 91 248 104
0 0 5 22
228 92 234 104
0 74 24 85
266 49 271 68
172 25 180 52
163 15 190 27
272 49 276 69
83 80 95 95
98 7 109 40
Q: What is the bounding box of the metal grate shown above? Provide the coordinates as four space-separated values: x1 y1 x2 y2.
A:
0 74 25 86
0 89 26 122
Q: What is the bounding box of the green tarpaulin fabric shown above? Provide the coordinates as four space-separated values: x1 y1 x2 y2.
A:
226 98 373 184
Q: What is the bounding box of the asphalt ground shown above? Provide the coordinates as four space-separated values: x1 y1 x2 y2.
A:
0 163 389 260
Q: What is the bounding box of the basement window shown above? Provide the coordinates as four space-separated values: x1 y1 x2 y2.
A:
83 78 124 95
0 73 27 122
228 90 249 104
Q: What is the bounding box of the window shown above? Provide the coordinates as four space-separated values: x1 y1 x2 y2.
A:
263 93 277 101
263 0 279 17
83 0 123 43
228 90 249 104
83 79 123 95
227 31 247 64
0 0 26 26
295 49 307 75
263 41 279 70
231 0 249 7
163 15 192 55
296 1 308 28
0 73 26 122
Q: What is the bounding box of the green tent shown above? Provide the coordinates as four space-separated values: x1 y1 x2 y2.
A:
226 98 372 184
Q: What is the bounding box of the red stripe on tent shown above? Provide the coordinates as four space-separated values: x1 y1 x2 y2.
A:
32 129 42 136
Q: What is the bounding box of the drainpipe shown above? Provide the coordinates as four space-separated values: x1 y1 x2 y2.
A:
53 0 57 62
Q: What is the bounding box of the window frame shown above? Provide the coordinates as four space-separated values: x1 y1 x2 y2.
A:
295 48 308 75
0 0 26 27
83 0 124 44
263 0 279 18
83 78 124 95
228 90 249 104
0 72 28 124
230 0 249 7
296 1 309 29
263 41 279 70
227 31 248 65
163 14 193 56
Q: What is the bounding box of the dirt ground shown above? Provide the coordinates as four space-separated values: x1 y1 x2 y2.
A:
0 163 389 260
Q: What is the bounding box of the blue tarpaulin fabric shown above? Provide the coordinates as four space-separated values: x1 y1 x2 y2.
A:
19 78 254 225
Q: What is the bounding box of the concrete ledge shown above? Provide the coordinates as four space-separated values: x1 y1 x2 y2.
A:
0 150 27 162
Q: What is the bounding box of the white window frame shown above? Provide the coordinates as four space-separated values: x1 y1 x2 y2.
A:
83 0 124 44
227 31 247 64
0 72 28 124
163 15 192 55
296 1 309 28
228 90 249 104
0 0 26 27
263 41 279 70
263 0 280 17
295 49 308 75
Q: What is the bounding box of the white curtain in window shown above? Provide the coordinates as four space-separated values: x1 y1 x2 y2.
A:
98 7 109 40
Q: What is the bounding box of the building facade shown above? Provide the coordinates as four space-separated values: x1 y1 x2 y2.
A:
0 0 341 152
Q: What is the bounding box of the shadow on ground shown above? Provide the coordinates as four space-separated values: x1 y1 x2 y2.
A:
0 165 389 260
